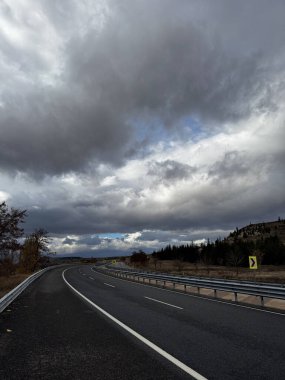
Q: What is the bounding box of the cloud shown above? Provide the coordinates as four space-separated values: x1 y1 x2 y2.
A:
5 107 282 240
0 0 284 176
51 228 228 257
148 160 196 184
208 151 251 179
0 1 284 255
0 191 10 203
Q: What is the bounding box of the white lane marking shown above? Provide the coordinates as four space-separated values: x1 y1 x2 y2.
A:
144 296 183 310
89 277 94 280
104 282 115 288
91 268 285 317
62 269 207 380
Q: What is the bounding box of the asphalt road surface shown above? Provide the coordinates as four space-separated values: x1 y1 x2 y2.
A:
1 265 285 379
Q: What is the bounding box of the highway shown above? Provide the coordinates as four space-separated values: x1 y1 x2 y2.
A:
1 266 285 379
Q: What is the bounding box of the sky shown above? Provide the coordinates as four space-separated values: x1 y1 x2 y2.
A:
0 0 284 257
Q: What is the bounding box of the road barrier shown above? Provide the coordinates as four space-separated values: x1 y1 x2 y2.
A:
95 266 285 307
0 266 57 313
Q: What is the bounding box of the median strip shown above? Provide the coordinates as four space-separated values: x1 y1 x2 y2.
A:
144 296 183 310
62 268 207 380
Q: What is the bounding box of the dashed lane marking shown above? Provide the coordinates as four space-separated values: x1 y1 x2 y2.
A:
104 283 115 288
144 296 183 310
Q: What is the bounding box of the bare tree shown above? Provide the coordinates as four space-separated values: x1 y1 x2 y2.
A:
226 246 245 276
0 202 26 275
20 229 51 272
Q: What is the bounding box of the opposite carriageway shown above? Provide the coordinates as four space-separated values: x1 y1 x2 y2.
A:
95 265 285 307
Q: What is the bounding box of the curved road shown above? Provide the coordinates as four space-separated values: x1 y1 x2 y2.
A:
1 265 285 379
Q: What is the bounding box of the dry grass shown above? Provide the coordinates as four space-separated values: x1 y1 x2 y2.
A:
132 260 285 284
0 273 31 299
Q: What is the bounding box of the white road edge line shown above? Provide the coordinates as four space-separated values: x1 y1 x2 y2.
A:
104 282 115 288
91 268 285 317
144 296 183 310
89 277 94 280
62 268 207 380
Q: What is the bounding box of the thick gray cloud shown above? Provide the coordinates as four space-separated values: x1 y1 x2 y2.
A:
208 151 251 179
0 1 284 255
148 160 196 183
0 0 284 175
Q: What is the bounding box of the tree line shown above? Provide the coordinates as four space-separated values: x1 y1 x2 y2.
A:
152 236 285 266
0 201 52 276
130 235 285 269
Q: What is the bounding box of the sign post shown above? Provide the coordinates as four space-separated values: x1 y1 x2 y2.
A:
249 256 258 269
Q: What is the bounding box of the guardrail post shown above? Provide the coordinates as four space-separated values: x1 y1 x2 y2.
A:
234 292 238 302
184 284 186 292
260 296 264 307
173 282 175 289
163 281 166 288
197 287 200 294
214 289 217 298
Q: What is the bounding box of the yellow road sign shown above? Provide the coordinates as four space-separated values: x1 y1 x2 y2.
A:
112 260 117 264
249 256 258 269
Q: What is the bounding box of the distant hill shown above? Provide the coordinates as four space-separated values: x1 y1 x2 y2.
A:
226 219 285 245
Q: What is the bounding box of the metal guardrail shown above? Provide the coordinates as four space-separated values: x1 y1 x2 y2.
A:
0 266 56 313
105 265 285 288
97 266 285 307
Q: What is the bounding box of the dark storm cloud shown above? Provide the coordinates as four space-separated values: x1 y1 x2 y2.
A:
76 235 102 246
1 0 285 256
62 235 100 246
62 237 76 245
24 206 133 235
24 184 284 237
0 95 130 175
208 151 250 179
0 0 284 175
148 160 196 183
65 0 276 124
